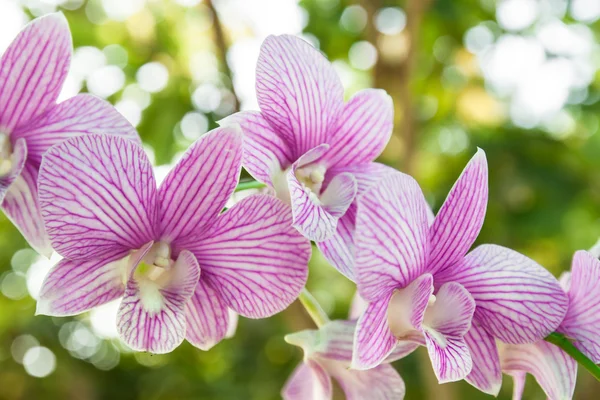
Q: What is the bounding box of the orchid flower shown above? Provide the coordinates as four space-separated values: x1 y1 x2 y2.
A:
35 128 311 353
352 150 568 390
283 297 417 400
220 35 393 255
0 13 138 256
501 250 600 400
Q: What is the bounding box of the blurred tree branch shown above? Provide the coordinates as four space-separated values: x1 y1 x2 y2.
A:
206 0 240 112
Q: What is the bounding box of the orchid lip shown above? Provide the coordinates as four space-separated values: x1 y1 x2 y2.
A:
0 133 13 177
275 162 327 205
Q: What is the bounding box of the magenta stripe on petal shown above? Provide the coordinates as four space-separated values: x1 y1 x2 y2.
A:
282 361 332 400
559 250 600 363
158 127 242 243
447 244 568 344
501 341 577 400
220 111 293 186
324 89 393 168
0 13 71 131
12 93 139 167
38 134 158 259
428 149 488 276
352 293 397 370
0 138 27 203
185 278 230 351
317 205 356 281
355 171 430 301
464 323 502 396
2 162 51 257
335 364 405 400
185 194 310 318
424 334 472 384
117 250 200 354
36 250 129 316
256 35 344 157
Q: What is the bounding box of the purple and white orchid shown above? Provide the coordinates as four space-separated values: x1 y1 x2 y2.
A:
36 128 311 353
352 150 569 389
0 13 138 256
501 250 600 400
221 35 393 255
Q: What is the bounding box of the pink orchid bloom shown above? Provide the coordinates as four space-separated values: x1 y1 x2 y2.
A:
352 150 568 390
35 128 311 353
0 13 138 256
502 250 600 400
221 34 393 252
283 302 417 400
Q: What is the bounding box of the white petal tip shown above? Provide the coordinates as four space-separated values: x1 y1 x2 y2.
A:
35 300 52 316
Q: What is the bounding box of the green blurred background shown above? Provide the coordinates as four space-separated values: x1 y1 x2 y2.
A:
1 0 600 398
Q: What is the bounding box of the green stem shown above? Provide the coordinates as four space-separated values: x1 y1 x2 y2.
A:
545 332 600 381
298 288 330 328
235 180 266 192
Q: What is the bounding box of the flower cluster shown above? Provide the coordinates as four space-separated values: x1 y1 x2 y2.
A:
2 13 599 400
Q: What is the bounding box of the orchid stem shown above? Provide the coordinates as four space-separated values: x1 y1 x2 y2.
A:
234 180 266 192
298 288 330 328
545 332 600 381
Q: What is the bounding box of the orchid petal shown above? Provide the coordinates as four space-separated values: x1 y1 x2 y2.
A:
36 249 132 316
355 171 430 301
12 94 139 167
38 134 157 259
335 364 406 400
186 194 310 318
317 204 356 281
446 244 568 344
282 361 332 400
501 341 577 400
288 147 356 242
422 282 475 383
428 149 487 275
0 138 26 203
0 13 70 131
317 163 396 280
324 89 393 168
117 250 200 353
559 250 600 363
219 111 292 186
464 323 502 396
2 162 51 257
286 320 355 363
159 127 242 243
185 278 230 351
256 34 343 157
511 372 526 400
352 293 397 370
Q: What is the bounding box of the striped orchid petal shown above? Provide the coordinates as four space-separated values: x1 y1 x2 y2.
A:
422 282 475 383
352 293 398 370
158 127 242 243
559 250 600 363
0 138 26 203
0 13 70 131
428 149 487 276
186 194 310 318
36 250 130 316
355 171 430 301
387 274 434 338
38 134 158 260
12 94 138 167
443 244 568 344
256 35 343 158
282 360 332 400
317 163 396 281
219 111 293 186
323 89 393 168
286 320 355 362
501 341 577 400
335 364 405 400
2 162 51 257
185 278 230 351
464 323 502 396
118 249 200 354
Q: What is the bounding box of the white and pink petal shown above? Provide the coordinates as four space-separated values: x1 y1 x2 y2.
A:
464 323 502 396
282 360 332 400
184 195 310 318
185 278 230 351
38 134 158 259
